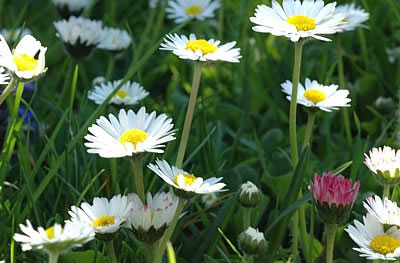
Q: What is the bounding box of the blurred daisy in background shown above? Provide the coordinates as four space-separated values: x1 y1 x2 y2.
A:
335 3 369 32
0 28 32 43
201 193 218 207
88 79 149 106
167 0 220 23
85 107 175 158
52 0 93 19
386 47 400 63
97 27 131 52
364 195 400 226
54 16 103 59
160 33 241 63
281 78 351 112
250 0 345 42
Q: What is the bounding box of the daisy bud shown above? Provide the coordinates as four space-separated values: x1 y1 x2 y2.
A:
364 146 400 185
238 227 267 255
309 172 360 225
237 181 262 208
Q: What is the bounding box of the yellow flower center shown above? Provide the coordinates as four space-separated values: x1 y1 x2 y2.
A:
186 40 218 55
185 5 204 15
118 129 148 149
370 235 400 255
92 216 115 227
12 53 38 72
287 15 317 31
45 226 61 239
174 173 197 186
115 90 128 99
303 89 326 104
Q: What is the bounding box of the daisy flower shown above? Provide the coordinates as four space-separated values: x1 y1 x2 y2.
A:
84 107 176 158
13 220 94 257
88 79 149 106
0 35 47 81
148 159 226 198
54 16 103 59
67 195 132 238
281 78 351 112
0 67 10 85
345 213 400 261
0 28 32 43
250 0 346 42
386 47 400 63
52 0 93 18
201 193 218 207
364 195 400 226
160 33 241 63
97 27 131 52
166 0 220 24
335 3 369 32
364 146 400 185
126 192 179 242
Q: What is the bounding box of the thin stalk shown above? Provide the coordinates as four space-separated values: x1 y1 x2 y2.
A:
129 157 145 203
145 242 157 263
0 78 16 106
48 252 60 263
326 224 337 263
292 213 299 261
154 198 185 263
243 207 251 231
383 184 391 199
106 240 117 263
302 111 316 151
105 54 115 81
175 62 202 168
58 59 75 109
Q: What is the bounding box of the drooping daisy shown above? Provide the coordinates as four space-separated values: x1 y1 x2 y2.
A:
160 33 241 63
281 78 351 112
250 0 346 42
166 0 220 24
148 159 226 198
13 220 94 259
0 28 32 43
52 0 93 19
67 195 132 239
85 107 176 158
364 195 400 226
97 27 131 52
0 67 10 85
0 35 47 81
364 146 400 185
126 192 179 243
88 79 149 106
54 16 103 59
335 3 369 32
345 213 400 261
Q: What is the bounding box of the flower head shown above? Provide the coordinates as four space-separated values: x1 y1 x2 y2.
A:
238 227 268 255
126 192 178 243
237 181 262 208
88 79 149 106
0 35 47 81
13 220 94 255
85 107 175 158
345 213 400 260
364 195 400 226
281 78 351 112
167 0 220 23
160 33 241 63
148 159 226 199
0 28 32 43
97 27 131 52
201 193 218 207
364 146 400 185
52 0 93 18
335 3 369 32
250 0 345 42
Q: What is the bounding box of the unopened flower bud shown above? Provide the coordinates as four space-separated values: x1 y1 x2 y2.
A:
237 181 262 208
238 227 267 255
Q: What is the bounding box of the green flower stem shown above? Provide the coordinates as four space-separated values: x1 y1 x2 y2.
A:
145 242 157 263
105 54 115 81
336 36 352 149
243 207 251 231
129 157 145 203
302 111 316 151
58 59 75 109
48 252 60 263
326 223 338 263
106 240 118 263
175 62 203 168
383 184 391 199
154 198 185 263
0 78 16 106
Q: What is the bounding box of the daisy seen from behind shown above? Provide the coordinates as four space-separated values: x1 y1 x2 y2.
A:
84 107 176 158
97 27 131 52
52 0 93 18
281 78 351 112
160 33 241 63
88 79 149 106
250 0 346 42
167 0 220 24
335 3 369 32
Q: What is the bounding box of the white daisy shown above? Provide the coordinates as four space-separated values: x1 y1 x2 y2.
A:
88 79 149 106
281 78 351 112
345 213 400 261
126 192 178 242
160 33 241 63
0 35 47 81
97 27 131 51
0 28 32 43
52 0 93 18
364 195 400 226
84 107 176 158
166 0 220 24
148 159 226 197
386 47 400 63
335 3 369 32
13 220 94 255
364 146 400 180
201 193 218 207
0 67 10 85
67 194 132 235
250 0 346 42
